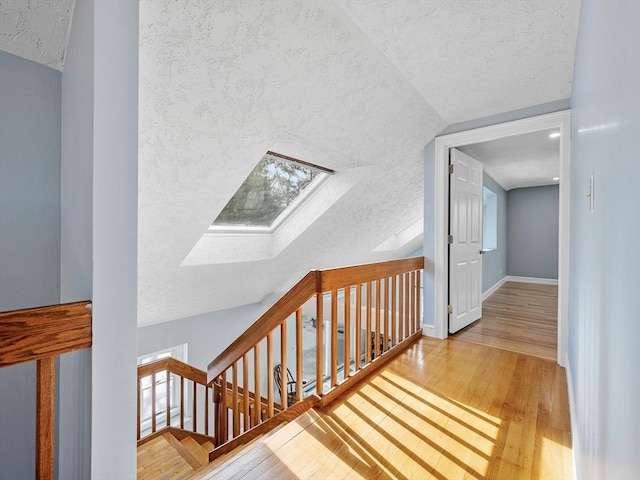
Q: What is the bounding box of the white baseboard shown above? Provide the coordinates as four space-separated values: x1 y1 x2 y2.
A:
482 276 508 301
421 324 437 338
505 275 558 285
566 360 581 480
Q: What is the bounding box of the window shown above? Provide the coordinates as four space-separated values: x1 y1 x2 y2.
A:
211 151 332 231
483 186 497 251
137 344 187 430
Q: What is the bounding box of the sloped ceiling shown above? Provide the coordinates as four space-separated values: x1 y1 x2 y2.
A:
138 0 580 326
338 0 581 123
0 0 75 71
0 0 581 326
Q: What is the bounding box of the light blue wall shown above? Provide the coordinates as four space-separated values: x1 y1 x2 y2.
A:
507 185 559 280
482 173 507 292
569 1 640 478
0 50 61 480
422 99 570 326
0 51 61 310
91 1 139 477
58 0 94 476
61 0 93 304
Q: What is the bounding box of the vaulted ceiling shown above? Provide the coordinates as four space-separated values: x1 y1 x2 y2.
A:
1 0 581 326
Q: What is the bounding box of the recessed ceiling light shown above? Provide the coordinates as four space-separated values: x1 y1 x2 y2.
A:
553 177 560 181
549 132 561 139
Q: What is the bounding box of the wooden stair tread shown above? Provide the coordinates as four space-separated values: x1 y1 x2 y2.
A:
201 441 214 451
179 436 210 466
163 432 203 470
137 435 195 480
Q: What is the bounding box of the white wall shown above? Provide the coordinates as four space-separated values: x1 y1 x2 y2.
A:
568 1 640 478
91 0 139 478
138 303 266 372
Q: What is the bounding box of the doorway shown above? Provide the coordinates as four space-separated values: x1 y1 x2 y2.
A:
431 110 570 367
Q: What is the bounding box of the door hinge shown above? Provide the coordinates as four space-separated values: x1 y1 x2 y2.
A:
449 164 454 174
448 235 453 244
447 304 453 314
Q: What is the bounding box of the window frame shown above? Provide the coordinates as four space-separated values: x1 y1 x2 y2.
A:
137 344 188 432
208 151 333 234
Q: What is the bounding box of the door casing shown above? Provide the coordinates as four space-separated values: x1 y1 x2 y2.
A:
428 110 571 367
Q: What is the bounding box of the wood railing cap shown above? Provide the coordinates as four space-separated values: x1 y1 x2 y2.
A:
207 271 318 382
206 257 424 383
137 357 208 386
0 301 92 368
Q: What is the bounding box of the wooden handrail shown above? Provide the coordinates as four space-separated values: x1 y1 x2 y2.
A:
320 256 424 291
0 301 93 480
207 257 424 382
0 301 92 367
208 271 318 381
137 357 214 440
203 256 425 457
138 357 207 385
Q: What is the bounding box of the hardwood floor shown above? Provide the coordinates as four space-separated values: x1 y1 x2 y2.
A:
188 337 573 480
453 282 558 361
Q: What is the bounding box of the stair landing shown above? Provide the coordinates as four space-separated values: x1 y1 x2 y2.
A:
189 337 574 479
140 337 573 479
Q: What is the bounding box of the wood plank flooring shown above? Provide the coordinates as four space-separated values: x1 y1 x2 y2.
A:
188 337 573 480
453 282 558 361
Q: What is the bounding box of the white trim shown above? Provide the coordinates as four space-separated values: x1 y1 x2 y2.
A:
421 323 437 338
434 110 571 365
566 359 581 480
504 275 558 285
482 276 558 300
208 172 329 234
482 276 508 301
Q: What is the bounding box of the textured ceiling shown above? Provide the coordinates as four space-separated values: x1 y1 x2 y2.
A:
138 0 581 325
338 0 581 123
459 129 561 190
0 0 75 71
138 0 444 325
0 0 582 325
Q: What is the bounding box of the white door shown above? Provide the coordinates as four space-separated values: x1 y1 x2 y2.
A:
449 149 483 333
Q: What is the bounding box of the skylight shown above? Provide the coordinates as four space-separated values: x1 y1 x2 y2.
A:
211 151 332 231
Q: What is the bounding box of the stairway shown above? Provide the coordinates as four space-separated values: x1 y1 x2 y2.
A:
136 258 426 479
137 429 215 480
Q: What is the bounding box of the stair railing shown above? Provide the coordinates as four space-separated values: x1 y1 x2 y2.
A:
207 256 424 452
137 357 215 441
0 301 92 480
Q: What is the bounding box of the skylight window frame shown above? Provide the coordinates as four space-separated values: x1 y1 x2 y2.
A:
208 151 333 234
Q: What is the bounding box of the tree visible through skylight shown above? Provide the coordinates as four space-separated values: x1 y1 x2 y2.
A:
212 152 330 228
